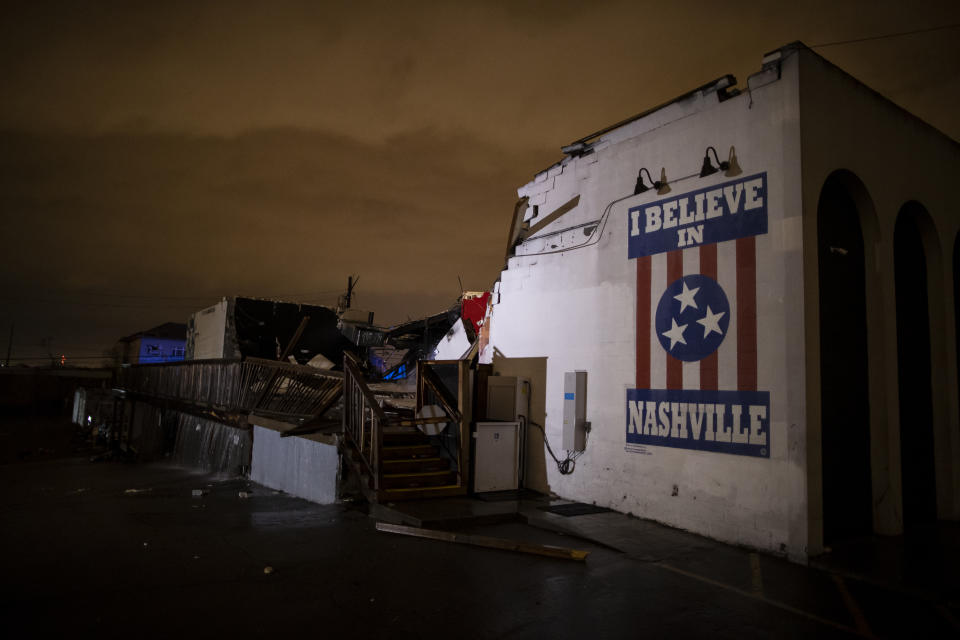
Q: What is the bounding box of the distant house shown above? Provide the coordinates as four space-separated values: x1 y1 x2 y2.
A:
116 322 187 364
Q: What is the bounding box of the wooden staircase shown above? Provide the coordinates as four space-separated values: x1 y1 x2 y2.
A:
341 353 468 504
344 426 466 502
378 427 465 500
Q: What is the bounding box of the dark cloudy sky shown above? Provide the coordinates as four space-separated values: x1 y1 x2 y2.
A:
2 0 959 365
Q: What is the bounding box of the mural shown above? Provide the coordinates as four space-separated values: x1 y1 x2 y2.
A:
626 173 771 458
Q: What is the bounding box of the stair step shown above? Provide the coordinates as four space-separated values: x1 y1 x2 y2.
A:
381 469 457 489
380 457 450 473
382 430 431 446
378 484 467 502
382 470 452 478
381 426 419 434
381 444 437 460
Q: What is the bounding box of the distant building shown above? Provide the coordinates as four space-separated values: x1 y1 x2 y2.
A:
482 42 959 560
185 296 365 366
116 322 186 364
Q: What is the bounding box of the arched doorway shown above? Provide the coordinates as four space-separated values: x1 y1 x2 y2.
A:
955 232 960 440
894 204 938 526
817 175 873 544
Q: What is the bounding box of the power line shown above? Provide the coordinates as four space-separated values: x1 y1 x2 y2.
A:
37 290 225 301
810 22 960 49
0 291 340 310
0 296 210 310
1 287 343 302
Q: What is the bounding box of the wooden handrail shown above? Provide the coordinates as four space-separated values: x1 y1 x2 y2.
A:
420 364 461 423
244 357 344 379
116 357 342 422
121 357 242 368
342 352 391 489
343 353 389 423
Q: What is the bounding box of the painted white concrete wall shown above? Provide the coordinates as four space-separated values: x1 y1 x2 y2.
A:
250 426 340 504
796 46 960 552
485 51 807 558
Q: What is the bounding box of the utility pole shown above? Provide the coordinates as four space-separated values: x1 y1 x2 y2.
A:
4 323 12 367
338 275 359 315
345 275 359 309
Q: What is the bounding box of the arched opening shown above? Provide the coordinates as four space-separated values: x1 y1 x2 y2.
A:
817 175 873 544
894 203 938 527
955 232 960 437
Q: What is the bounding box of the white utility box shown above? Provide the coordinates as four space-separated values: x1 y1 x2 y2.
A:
473 421 520 492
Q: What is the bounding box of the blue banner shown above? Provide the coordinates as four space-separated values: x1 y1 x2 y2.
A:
627 173 768 258
626 388 770 458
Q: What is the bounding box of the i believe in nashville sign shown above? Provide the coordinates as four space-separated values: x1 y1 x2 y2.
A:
626 172 771 458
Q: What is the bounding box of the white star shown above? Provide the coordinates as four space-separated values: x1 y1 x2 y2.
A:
662 318 688 351
673 281 700 314
697 305 726 338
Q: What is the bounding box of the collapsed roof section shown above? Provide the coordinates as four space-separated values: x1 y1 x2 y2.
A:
368 292 491 381
187 296 365 368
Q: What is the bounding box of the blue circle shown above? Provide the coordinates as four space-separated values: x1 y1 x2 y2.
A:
655 274 730 362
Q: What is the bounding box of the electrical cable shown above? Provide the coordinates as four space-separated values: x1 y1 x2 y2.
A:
525 417 582 475
0 296 214 310
0 288 342 305
810 22 960 49
515 171 701 258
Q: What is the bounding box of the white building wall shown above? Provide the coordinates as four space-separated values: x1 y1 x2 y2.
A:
190 299 229 359
796 46 960 551
486 53 807 558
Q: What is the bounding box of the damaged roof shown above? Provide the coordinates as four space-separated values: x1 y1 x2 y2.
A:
119 322 187 343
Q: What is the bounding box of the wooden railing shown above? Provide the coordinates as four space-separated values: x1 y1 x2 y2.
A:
417 360 471 486
115 357 343 422
342 352 390 489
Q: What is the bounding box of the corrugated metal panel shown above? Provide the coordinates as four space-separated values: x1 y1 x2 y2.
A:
250 426 339 504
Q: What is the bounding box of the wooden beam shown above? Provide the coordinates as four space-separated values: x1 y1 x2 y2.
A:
244 357 344 379
504 196 530 259
247 414 300 433
279 418 341 438
376 522 589 561
393 416 449 427
279 316 311 362
520 195 581 242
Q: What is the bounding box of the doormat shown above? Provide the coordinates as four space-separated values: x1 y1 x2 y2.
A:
539 503 611 517
475 489 541 502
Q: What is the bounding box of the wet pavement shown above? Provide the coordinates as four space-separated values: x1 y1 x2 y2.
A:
1 418 957 638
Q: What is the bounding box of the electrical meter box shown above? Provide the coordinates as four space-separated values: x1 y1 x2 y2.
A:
562 371 586 452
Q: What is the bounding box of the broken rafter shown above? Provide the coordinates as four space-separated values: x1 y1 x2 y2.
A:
521 195 581 242
376 522 589 561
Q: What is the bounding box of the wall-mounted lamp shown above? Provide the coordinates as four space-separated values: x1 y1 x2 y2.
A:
634 167 671 196
699 146 742 178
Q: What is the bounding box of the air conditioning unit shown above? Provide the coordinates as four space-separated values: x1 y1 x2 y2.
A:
486 375 529 422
